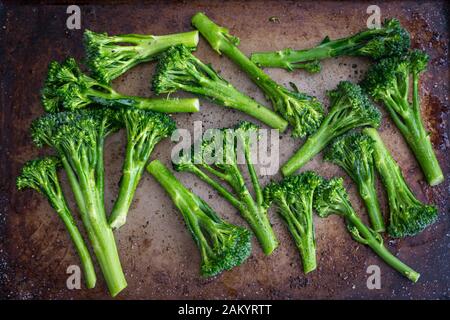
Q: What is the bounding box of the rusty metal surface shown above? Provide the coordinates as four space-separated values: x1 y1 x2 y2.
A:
0 1 449 299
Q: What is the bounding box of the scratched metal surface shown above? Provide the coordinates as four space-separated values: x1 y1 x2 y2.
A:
0 1 449 300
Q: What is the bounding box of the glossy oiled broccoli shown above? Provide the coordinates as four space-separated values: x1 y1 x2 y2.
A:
147 160 252 277
363 128 438 238
84 29 199 83
17 156 96 289
282 81 381 176
191 12 324 138
314 176 420 282
251 18 410 71
173 121 278 255
362 50 443 186
30 108 127 297
41 57 199 113
263 171 322 273
109 109 176 230
152 45 288 131
325 132 385 232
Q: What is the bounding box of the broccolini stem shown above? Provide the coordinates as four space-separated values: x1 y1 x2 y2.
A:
147 160 194 207
147 160 216 260
359 182 385 233
53 196 96 288
67 158 127 296
378 74 443 186
406 75 443 186
217 44 282 98
250 27 386 69
405 123 443 186
191 13 288 108
89 222 127 296
239 196 278 255
186 79 288 131
298 233 316 274
89 90 200 113
147 159 186 197
346 211 420 282
60 157 99 287
109 163 144 230
200 163 230 183
187 165 242 209
61 156 87 214
146 160 203 233
243 145 263 206
133 97 200 113
281 124 330 176
96 139 105 200
363 128 402 195
133 31 199 61
227 167 278 255
103 31 198 47
279 201 316 273
84 185 127 297
251 47 331 70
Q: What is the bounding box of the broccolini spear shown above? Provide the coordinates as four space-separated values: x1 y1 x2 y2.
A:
251 18 410 72
31 108 127 297
363 128 438 238
282 81 381 176
362 50 443 186
152 45 288 131
147 160 252 277
192 12 324 138
314 176 420 282
41 57 199 113
84 29 199 83
173 121 278 255
109 109 176 230
263 172 321 273
325 132 385 232
17 157 96 289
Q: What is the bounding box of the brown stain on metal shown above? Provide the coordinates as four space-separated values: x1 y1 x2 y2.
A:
1 1 449 299
422 94 449 149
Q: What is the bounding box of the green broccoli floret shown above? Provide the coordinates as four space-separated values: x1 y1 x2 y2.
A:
362 50 443 186
191 12 324 138
314 176 420 282
152 45 288 131
251 18 410 71
282 81 381 176
84 29 199 83
173 121 279 255
17 156 96 289
325 132 385 232
263 171 321 273
108 109 176 230
41 57 199 113
363 128 438 238
147 160 252 277
30 108 127 297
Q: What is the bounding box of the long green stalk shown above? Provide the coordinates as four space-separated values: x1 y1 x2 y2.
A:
89 90 200 113
74 162 127 297
175 70 287 131
346 211 420 282
54 198 97 289
108 147 145 230
281 124 330 176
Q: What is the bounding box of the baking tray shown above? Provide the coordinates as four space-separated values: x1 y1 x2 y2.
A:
0 0 449 299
